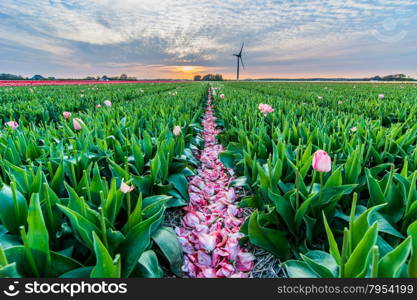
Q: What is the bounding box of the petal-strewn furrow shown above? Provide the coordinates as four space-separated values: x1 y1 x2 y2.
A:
176 88 254 278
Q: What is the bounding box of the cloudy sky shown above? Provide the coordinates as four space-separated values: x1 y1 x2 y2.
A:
0 0 416 79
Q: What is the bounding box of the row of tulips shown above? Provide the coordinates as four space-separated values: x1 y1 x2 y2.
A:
0 82 208 277
214 82 417 277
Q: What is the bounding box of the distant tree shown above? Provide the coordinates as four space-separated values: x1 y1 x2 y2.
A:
194 75 202 81
202 74 224 81
202 74 211 81
370 74 414 81
31 74 45 80
214 74 223 81
119 73 128 80
0 73 25 80
47 76 56 80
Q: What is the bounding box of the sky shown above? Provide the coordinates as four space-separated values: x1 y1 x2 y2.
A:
0 0 416 79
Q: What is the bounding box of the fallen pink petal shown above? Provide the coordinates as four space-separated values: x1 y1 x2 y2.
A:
176 88 254 278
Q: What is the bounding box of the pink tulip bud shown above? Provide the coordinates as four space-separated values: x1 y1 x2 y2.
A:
96 104 102 108
312 150 332 173
5 121 19 130
219 94 225 99
350 126 358 132
62 111 72 119
72 118 83 131
378 94 385 99
173 125 182 136
104 100 112 107
120 180 134 193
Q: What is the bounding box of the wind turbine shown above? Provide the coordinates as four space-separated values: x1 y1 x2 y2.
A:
233 42 245 81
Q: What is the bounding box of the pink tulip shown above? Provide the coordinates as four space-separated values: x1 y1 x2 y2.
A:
173 125 182 136
258 103 274 116
5 121 19 130
219 94 225 99
378 94 385 99
312 150 332 173
120 180 134 193
104 100 112 107
72 118 83 131
62 111 71 119
350 126 358 132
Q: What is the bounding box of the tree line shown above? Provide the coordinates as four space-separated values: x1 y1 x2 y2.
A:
193 74 224 81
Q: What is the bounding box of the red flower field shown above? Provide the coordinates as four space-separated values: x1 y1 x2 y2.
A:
0 80 181 87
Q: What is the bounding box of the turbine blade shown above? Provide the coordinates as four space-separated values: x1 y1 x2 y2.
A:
240 56 245 69
239 42 244 55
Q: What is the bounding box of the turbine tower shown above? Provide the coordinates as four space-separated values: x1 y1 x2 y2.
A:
233 43 245 81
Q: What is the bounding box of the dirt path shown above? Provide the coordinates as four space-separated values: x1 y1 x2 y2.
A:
175 87 255 278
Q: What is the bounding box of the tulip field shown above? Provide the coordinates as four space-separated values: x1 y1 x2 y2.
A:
215 82 417 278
0 81 417 278
0 80 179 87
0 82 205 278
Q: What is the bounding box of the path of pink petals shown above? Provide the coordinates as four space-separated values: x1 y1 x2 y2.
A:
175 88 255 278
